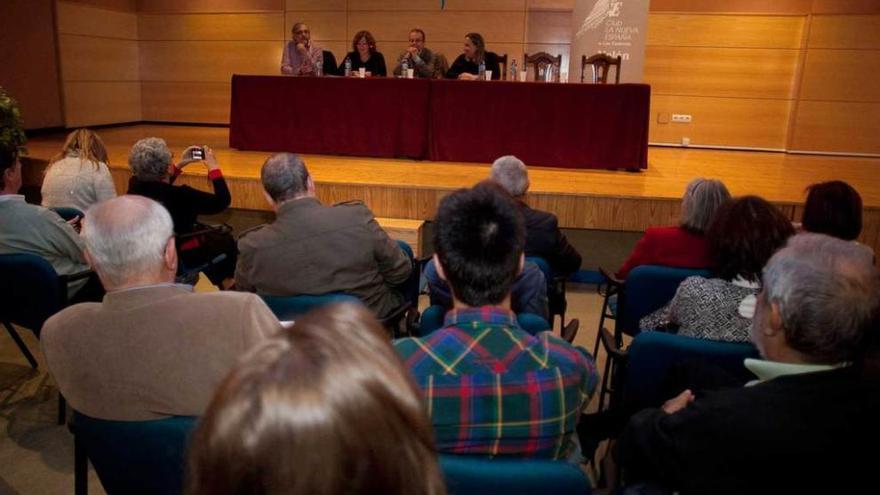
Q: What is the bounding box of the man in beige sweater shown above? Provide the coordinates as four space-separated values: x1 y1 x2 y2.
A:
41 195 282 421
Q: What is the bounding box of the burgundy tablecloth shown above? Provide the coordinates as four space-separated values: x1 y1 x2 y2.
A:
230 75 430 159
429 80 650 169
230 75 650 169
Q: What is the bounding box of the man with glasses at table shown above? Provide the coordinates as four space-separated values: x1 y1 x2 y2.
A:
281 22 323 76
392 28 438 78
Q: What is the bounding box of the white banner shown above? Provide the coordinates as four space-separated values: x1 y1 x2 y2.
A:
569 0 649 83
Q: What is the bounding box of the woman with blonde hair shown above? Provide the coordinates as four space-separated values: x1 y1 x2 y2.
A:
41 128 116 212
186 303 447 495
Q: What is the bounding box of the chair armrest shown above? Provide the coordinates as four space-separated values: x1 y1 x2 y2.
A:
600 327 627 361
599 266 624 286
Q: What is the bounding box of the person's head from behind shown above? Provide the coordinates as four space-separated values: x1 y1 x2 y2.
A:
707 195 794 283
752 233 879 365
187 303 446 495
433 181 525 308
802 180 863 241
129 137 172 183
55 128 109 167
0 145 21 194
463 32 486 62
260 152 314 210
679 178 730 234
82 195 176 291
490 155 529 198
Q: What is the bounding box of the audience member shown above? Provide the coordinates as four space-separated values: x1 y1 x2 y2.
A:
235 153 414 319
340 30 387 77
41 128 116 212
41 195 280 421
187 303 446 495
0 145 96 301
126 138 236 288
281 22 323 76
394 182 598 459
641 196 795 342
617 178 730 279
446 32 502 80
616 234 880 494
392 28 438 78
802 180 872 255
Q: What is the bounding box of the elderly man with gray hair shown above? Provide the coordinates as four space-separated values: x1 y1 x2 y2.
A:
235 153 414 319
40 195 281 420
614 233 880 494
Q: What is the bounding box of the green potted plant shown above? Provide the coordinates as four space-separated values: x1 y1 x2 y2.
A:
0 86 27 156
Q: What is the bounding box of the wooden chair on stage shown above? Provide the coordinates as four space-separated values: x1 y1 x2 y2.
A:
524 52 562 82
581 53 622 84
495 53 508 80
434 53 450 79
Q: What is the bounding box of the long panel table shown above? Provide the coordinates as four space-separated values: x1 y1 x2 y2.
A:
229 74 650 170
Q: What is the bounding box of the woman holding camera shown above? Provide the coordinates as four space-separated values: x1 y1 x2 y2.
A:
126 138 236 289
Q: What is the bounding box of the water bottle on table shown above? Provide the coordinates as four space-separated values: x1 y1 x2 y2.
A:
344 57 352 77
478 60 486 80
510 59 517 81
401 59 409 78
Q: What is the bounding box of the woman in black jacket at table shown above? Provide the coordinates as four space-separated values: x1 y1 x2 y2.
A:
339 30 387 77
446 32 501 81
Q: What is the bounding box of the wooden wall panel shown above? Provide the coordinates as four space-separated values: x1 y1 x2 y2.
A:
526 10 571 44
286 0 345 11
284 11 348 41
138 13 283 40
58 35 140 81
64 0 136 11
346 11 526 43
349 0 525 11
141 82 230 123
644 46 799 99
647 14 805 49
808 14 880 48
528 0 574 10
0 0 64 129
799 49 880 102
140 41 281 82
648 0 813 13
137 0 283 13
57 1 139 39
650 95 792 149
810 1 880 15
63 82 142 126
789 101 880 154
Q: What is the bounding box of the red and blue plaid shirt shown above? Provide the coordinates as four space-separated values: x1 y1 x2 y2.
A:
394 306 598 458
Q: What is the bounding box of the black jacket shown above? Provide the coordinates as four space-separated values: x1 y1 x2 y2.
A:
128 173 230 235
518 201 582 275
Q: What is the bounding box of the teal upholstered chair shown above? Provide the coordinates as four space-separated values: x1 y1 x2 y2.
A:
71 411 197 495
260 293 363 322
440 454 591 495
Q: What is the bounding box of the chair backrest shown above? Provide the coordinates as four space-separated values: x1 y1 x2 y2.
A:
0 253 67 333
322 50 339 76
434 52 450 79
581 53 621 83
624 331 759 411
260 293 362 321
620 265 712 335
524 52 562 82
525 256 553 282
72 411 197 495
440 454 591 495
49 206 85 222
495 53 508 80
418 305 549 337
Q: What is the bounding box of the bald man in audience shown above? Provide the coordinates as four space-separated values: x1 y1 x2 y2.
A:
41 196 281 421
615 234 880 494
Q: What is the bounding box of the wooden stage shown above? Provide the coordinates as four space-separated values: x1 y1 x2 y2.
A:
25 125 880 253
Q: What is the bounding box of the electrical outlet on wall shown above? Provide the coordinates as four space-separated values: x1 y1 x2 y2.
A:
671 114 692 123
682 137 691 146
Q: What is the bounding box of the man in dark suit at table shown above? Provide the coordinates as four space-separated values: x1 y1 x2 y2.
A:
235 153 414 319
392 28 439 78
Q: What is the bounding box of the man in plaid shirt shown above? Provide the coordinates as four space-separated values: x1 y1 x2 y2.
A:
395 182 598 459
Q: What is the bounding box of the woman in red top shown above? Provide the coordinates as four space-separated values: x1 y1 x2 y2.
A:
616 178 730 279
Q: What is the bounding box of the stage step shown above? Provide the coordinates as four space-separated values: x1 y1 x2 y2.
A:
376 218 424 258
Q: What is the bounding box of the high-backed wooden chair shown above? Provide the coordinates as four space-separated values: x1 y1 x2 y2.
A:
581 53 621 83
434 53 450 79
524 52 562 82
495 53 508 80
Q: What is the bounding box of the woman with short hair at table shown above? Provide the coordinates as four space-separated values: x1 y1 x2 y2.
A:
339 30 387 77
445 32 501 80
